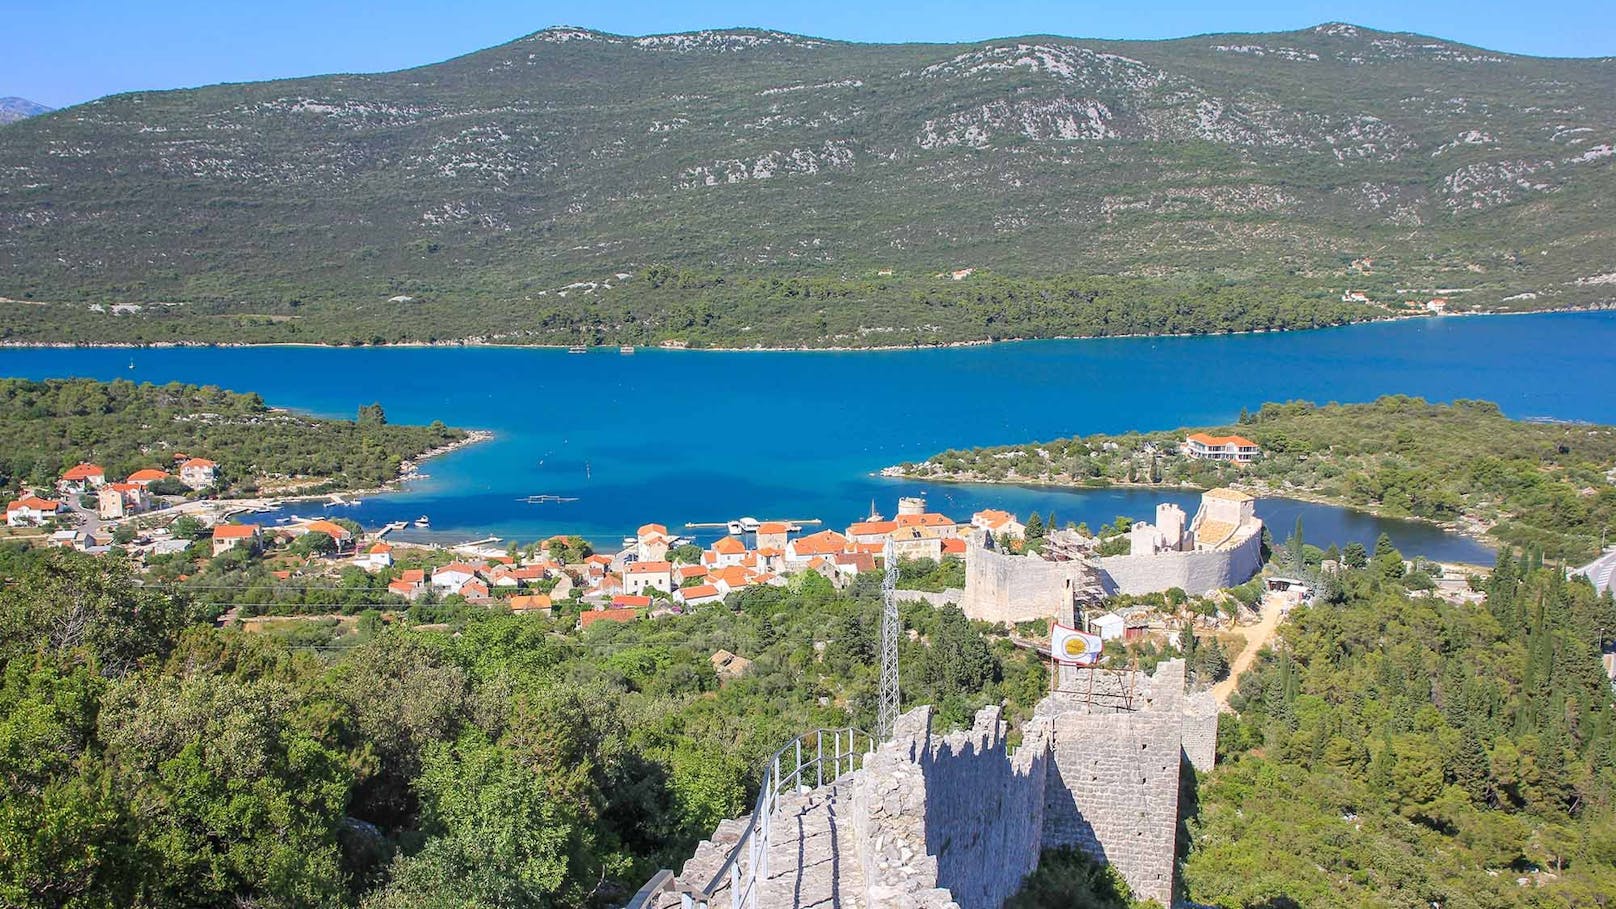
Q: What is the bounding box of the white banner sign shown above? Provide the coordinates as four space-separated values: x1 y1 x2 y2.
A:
1051 622 1103 666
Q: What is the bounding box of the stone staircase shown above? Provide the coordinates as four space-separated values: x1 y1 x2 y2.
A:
659 781 866 909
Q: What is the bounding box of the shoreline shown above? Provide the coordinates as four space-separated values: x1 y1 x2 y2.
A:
1 303 1611 354
878 467 1501 551
215 428 495 512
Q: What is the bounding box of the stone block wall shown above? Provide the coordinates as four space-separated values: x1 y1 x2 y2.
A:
1181 691 1221 773
1037 704 1183 905
960 539 1090 624
1092 523 1263 595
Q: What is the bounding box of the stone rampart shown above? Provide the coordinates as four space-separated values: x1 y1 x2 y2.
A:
960 538 1091 624
894 588 965 609
1092 522 1263 596
851 661 1202 908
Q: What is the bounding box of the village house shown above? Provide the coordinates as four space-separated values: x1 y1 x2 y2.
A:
299 519 355 552
971 509 1026 540
388 569 427 600
58 463 106 495
624 560 674 595
210 523 261 556
786 529 850 566
1183 432 1261 463
754 521 790 551
708 536 748 568
580 606 640 630
846 519 898 545
126 468 170 487
358 542 393 570
460 579 492 602
178 457 219 489
889 525 947 562
97 482 148 520
677 583 724 607
895 512 959 538
509 593 553 615
431 562 484 595
6 494 63 526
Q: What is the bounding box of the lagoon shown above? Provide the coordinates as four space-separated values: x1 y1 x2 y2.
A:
5 311 1616 562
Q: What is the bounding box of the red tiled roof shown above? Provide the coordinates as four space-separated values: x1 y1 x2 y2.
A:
399 569 426 583
848 520 898 536
942 538 967 554
126 468 169 483
581 607 640 629
211 523 259 539
303 519 351 539
436 562 483 577
712 536 747 555
509 594 553 611
625 560 672 574
791 530 849 556
678 565 707 579
611 594 652 608
756 521 789 534
973 509 1016 529
895 513 953 528
1186 432 1258 449
61 463 105 481
388 579 417 595
7 495 60 512
681 584 721 600
368 542 392 554
637 523 668 538
180 457 217 469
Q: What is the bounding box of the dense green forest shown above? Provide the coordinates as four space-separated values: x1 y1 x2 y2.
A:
0 547 1043 907
0 378 468 495
897 396 1616 561
1182 556 1616 907
0 269 1389 348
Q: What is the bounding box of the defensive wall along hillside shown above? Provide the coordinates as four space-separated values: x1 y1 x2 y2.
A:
638 660 1219 909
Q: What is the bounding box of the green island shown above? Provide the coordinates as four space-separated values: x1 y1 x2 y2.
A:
0 377 471 498
889 395 1616 562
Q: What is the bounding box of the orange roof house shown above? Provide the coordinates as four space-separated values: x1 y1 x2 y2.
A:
212 523 259 540
126 468 169 485
637 523 668 539
301 520 352 540
787 530 850 560
1183 433 1261 463
581 606 641 629
62 463 105 481
712 536 747 555
509 594 553 613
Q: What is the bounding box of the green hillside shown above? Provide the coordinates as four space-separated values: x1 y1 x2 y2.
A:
1 23 1613 346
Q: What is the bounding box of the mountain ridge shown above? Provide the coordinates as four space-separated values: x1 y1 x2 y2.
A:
0 21 1612 346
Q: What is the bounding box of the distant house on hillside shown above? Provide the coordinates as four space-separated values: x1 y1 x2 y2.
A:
211 523 261 556
1183 433 1261 463
98 483 148 519
179 457 219 489
59 463 106 494
126 468 169 487
6 495 62 526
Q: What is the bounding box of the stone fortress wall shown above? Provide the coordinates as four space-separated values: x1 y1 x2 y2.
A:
852 660 1216 908
1091 523 1263 596
959 536 1093 625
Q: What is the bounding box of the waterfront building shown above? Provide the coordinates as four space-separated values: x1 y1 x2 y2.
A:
211 523 261 556
178 457 219 489
1183 433 1261 463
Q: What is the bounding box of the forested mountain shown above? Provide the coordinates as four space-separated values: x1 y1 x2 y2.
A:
0 23 1613 346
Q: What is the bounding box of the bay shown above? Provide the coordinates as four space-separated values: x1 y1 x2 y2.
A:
5 311 1615 562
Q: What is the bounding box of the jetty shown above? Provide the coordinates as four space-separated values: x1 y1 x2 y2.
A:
684 518 821 529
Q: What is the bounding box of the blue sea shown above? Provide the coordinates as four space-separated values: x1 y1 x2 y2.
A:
6 311 1616 562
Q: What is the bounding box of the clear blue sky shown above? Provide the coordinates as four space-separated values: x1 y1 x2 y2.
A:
6 0 1613 108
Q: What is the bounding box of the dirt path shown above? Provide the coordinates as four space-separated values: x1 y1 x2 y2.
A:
1210 591 1286 707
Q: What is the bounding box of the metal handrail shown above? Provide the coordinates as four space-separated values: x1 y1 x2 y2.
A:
625 727 875 909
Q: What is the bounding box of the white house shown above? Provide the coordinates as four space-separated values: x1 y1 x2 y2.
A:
357 541 394 570
1183 433 1261 463
624 560 674 596
179 457 219 489
58 463 106 494
6 495 62 526
677 584 725 607
431 563 484 595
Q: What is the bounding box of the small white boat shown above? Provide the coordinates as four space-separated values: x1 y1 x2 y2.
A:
620 345 635 354
414 515 430 528
739 517 760 533
568 345 587 354
726 520 744 535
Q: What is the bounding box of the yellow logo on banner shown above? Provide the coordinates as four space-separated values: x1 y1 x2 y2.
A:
1063 637 1087 657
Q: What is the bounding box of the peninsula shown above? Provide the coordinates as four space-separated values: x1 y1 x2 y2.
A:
886 395 1616 561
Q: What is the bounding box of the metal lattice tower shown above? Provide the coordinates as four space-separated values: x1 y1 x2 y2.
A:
878 538 901 741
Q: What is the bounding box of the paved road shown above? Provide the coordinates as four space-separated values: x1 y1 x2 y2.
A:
1211 591 1286 708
